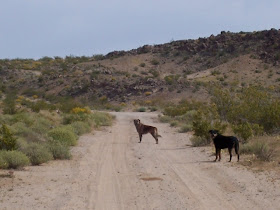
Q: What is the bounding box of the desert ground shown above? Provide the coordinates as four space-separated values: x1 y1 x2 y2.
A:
0 112 280 210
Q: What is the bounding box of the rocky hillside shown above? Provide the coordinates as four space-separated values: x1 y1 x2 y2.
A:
0 29 280 104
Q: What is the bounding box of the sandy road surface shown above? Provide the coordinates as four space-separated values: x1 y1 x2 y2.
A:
0 112 280 210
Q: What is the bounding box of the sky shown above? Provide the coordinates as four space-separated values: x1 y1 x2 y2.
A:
0 0 280 59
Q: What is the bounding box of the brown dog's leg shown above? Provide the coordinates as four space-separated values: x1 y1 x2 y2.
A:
218 149 221 161
138 134 142 143
151 133 159 144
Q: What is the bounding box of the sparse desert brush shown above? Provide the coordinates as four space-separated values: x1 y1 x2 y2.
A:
139 62 146 67
32 95 38 99
145 92 152 96
132 101 137 106
190 136 208 147
179 124 192 133
0 150 30 169
99 96 108 104
144 100 152 105
120 102 126 107
2 93 17 115
10 122 33 137
158 115 172 123
47 141 71 160
39 110 62 125
18 141 53 165
149 107 157 112
0 155 8 169
91 111 114 127
211 70 221 75
48 127 77 146
31 117 54 136
151 59 159 65
241 140 274 161
170 121 178 127
70 121 91 135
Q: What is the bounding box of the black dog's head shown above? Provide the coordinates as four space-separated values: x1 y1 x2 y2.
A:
209 130 219 138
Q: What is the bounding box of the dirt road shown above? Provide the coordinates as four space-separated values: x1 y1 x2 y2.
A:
1 112 280 210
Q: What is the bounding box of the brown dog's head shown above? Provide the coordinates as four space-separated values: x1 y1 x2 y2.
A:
134 119 141 126
209 130 219 139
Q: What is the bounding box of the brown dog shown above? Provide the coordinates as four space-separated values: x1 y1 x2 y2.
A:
133 119 161 144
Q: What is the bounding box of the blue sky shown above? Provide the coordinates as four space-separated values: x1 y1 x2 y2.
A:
1 0 279 59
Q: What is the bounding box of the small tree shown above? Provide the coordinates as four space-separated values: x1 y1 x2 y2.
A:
0 124 17 150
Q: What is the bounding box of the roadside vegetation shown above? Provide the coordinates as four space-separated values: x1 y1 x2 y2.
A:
0 92 114 169
159 85 280 165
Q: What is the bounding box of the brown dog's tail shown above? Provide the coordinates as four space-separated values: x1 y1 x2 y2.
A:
156 128 162 138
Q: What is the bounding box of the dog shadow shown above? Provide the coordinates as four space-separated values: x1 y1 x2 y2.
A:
197 160 216 163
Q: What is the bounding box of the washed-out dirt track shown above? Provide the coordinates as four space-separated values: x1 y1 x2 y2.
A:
0 112 280 210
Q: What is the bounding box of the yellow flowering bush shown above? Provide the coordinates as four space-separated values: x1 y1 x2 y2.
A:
70 107 91 114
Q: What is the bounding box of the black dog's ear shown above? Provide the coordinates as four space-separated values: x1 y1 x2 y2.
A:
209 130 214 134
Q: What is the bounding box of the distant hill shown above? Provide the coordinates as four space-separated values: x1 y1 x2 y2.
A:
0 28 280 104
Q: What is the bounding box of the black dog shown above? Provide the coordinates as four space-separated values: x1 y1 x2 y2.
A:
209 130 240 162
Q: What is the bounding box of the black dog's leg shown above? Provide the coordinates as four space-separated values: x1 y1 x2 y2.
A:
138 134 142 143
214 148 219 161
218 149 221 161
235 143 240 162
228 147 233 162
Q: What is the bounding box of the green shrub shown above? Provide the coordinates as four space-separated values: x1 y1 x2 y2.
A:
159 115 172 123
170 121 178 127
10 112 36 126
91 112 114 127
232 122 253 143
19 142 53 165
0 155 8 169
149 107 158 112
192 118 211 142
0 150 30 169
0 114 13 125
137 107 146 112
63 113 91 125
0 124 17 150
70 121 91 135
31 117 53 135
11 122 32 136
211 86 280 133
10 122 43 142
190 136 208 147
47 141 71 160
48 127 77 146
